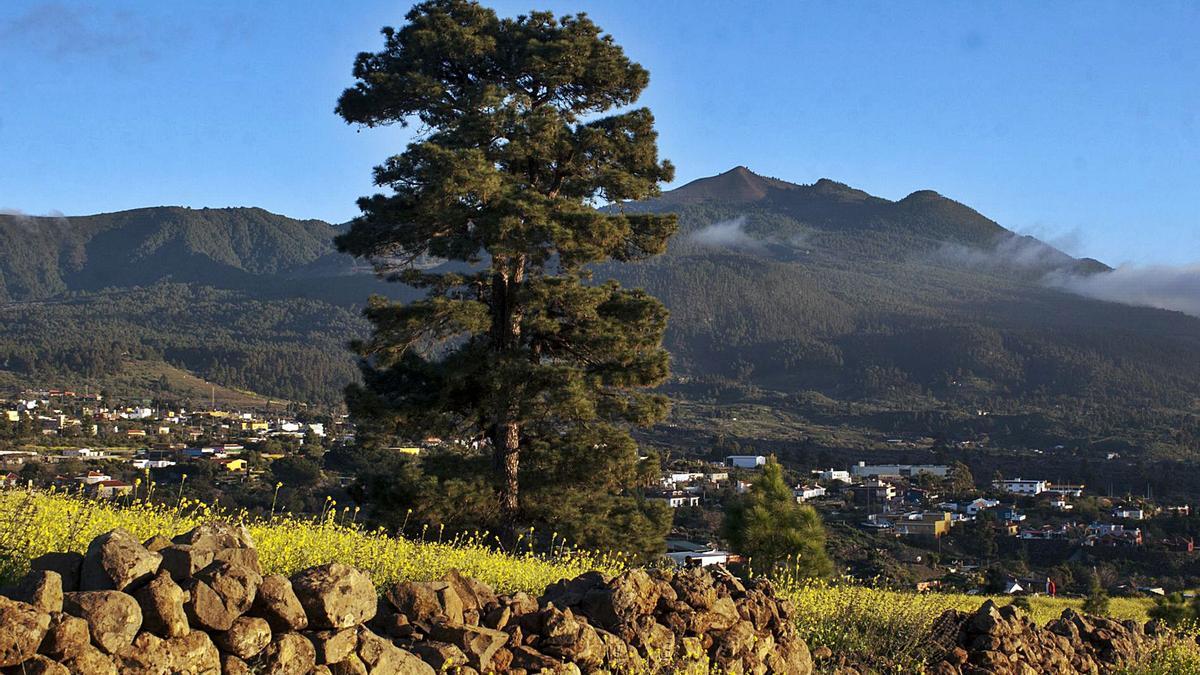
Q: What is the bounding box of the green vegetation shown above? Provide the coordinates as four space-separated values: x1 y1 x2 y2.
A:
723 456 832 577
334 0 678 556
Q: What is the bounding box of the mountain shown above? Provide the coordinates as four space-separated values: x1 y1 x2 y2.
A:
0 207 396 406
0 207 368 302
604 167 1200 456
4 172 1200 456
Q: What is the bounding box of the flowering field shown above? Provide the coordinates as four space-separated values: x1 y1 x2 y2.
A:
0 488 623 594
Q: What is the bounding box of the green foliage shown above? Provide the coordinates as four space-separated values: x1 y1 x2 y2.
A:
270 456 322 486
946 460 975 495
334 0 676 555
0 283 363 407
1083 574 1111 616
723 457 833 578
1148 593 1194 627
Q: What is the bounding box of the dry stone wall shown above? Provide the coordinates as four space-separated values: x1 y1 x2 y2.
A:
0 522 811 674
926 599 1155 675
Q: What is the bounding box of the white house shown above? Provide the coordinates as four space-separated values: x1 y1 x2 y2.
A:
726 455 766 469
74 471 112 485
648 490 700 508
1113 507 1145 520
813 468 851 483
964 497 1000 516
793 484 827 502
61 448 102 459
993 478 1047 495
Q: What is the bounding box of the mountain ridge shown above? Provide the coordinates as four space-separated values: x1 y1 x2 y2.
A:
1 168 1195 455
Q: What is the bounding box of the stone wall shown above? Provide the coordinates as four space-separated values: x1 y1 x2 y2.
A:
926 599 1155 675
0 522 811 674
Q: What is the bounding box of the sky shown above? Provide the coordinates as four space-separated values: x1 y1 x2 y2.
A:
1 1 1199 267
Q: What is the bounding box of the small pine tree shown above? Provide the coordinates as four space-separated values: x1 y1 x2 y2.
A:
723 456 833 578
1082 575 1110 616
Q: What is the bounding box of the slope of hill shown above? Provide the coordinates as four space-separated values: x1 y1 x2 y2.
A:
0 206 388 300
605 167 1200 458
0 207 387 407
4 173 1200 457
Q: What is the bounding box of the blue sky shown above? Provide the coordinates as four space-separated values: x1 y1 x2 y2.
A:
1 1 1198 266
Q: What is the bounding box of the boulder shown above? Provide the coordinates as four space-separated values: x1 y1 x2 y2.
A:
250 574 308 632
535 605 605 670
58 645 118 675
172 522 255 551
159 545 214 581
180 578 236 632
38 611 90 660
328 654 369 675
114 631 165 674
262 632 316 675
10 654 69 675
214 616 271 660
62 590 141 655
408 640 470 671
118 629 221 675
212 546 261 575
132 570 190 639
79 529 162 592
307 627 358 664
220 653 253 675
29 553 82 594
1 570 62 614
440 569 497 624
194 559 261 618
356 628 433 675
428 622 508 672
142 535 173 553
0 595 51 667
291 563 376 630
384 580 464 627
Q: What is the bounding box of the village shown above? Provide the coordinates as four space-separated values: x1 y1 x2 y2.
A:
650 455 1198 597
0 389 345 497
3 388 1198 597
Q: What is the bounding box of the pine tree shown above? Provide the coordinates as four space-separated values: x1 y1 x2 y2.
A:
723 457 834 578
334 0 677 552
1082 574 1110 616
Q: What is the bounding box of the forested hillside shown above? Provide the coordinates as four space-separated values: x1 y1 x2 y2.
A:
0 207 388 406
5 172 1200 444
602 168 1200 455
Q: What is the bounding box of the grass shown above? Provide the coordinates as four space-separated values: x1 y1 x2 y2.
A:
0 487 1194 673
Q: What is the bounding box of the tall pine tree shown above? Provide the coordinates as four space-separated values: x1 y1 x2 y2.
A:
335 0 677 555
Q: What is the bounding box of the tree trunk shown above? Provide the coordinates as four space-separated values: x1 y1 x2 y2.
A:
490 256 525 528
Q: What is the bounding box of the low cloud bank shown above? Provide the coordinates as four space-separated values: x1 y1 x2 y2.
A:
1047 264 1200 318
936 234 1072 270
688 215 808 251
689 216 762 250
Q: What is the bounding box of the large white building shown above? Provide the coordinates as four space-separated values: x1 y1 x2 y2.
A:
993 478 1047 495
813 468 851 483
726 455 766 469
850 462 949 479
